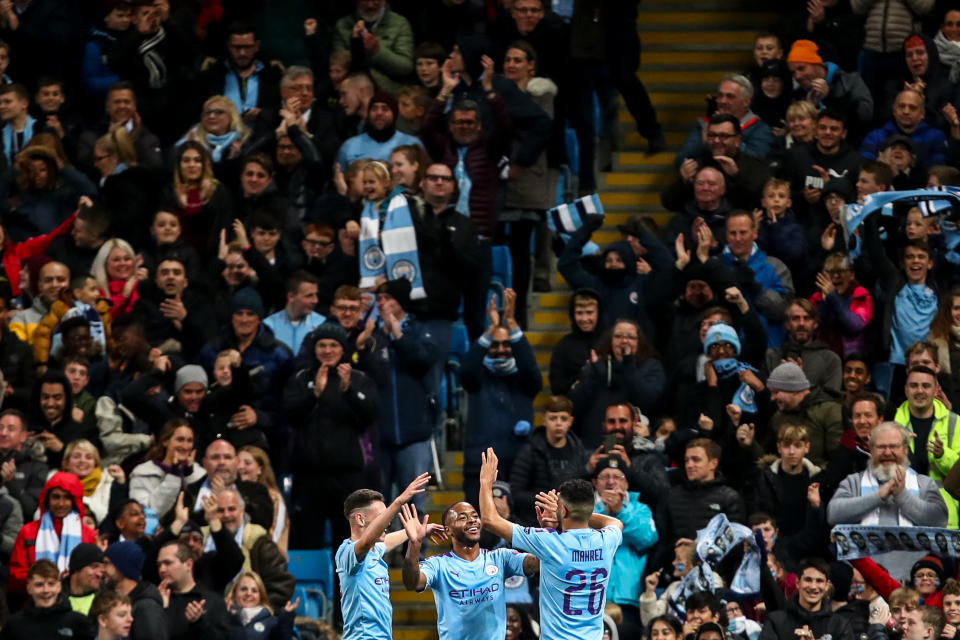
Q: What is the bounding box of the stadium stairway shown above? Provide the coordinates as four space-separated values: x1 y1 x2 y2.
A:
389 3 775 639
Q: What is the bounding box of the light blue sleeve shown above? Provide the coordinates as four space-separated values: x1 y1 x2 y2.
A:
420 555 441 590
602 525 624 557
335 539 360 576
499 548 529 578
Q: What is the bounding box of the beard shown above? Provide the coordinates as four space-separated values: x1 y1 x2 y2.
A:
870 460 901 483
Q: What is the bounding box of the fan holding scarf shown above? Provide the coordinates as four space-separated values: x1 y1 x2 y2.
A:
8 471 98 594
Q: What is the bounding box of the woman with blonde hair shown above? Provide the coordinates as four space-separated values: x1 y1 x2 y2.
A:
180 95 252 163
225 571 298 639
164 140 234 253
237 445 289 553
54 438 125 524
91 238 145 318
92 128 137 184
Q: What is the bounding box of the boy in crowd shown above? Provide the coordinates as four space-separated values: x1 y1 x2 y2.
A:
509 395 588 526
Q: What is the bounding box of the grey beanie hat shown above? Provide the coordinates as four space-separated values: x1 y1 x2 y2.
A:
766 362 810 392
175 364 209 392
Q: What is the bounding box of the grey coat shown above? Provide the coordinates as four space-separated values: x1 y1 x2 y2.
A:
827 468 948 526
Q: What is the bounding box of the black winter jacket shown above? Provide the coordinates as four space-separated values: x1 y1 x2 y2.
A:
3 598 94 640
759 596 854 640
510 428 589 525
548 288 602 396
129 579 170 640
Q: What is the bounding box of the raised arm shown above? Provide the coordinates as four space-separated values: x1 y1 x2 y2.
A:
355 472 430 560
588 512 624 531
479 448 514 544
399 503 430 592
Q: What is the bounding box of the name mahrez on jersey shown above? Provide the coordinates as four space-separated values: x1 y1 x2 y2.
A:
571 549 603 562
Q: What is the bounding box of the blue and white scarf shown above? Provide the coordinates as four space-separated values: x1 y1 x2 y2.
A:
205 130 240 162
711 358 758 414
454 147 472 216
843 188 960 238
547 193 603 234
2 114 34 164
358 188 427 299
696 513 762 596
668 563 715 619
223 60 262 115
36 510 83 573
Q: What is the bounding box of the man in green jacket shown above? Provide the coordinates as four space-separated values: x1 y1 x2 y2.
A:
894 365 960 526
333 0 413 94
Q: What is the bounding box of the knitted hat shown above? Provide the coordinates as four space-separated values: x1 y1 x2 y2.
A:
704 323 741 356
766 362 810 392
175 364 208 393
881 134 914 153
591 455 627 480
375 278 412 310
904 34 926 51
911 555 945 582
231 287 265 318
69 543 105 573
369 90 399 120
491 480 512 506
312 322 349 349
822 177 855 203
787 40 823 66
759 58 790 82
105 541 145 582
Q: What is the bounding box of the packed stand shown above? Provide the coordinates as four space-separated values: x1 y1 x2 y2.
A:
4 1 960 640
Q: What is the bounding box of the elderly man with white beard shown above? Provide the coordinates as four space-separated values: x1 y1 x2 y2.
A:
827 422 947 579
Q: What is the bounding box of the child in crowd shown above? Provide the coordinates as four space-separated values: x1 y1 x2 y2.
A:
33 273 110 370
396 85 429 135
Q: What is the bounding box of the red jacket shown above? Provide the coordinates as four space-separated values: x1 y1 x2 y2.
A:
1 212 76 296
8 471 97 594
852 557 944 609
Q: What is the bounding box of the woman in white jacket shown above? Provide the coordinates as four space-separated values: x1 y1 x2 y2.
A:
129 419 204 523
52 439 123 525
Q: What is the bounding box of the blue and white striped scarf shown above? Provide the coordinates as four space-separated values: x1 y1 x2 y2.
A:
36 510 83 573
711 358 758 414
358 188 427 299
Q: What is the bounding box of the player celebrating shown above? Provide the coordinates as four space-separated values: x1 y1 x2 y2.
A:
335 473 442 640
399 500 540 640
478 447 624 640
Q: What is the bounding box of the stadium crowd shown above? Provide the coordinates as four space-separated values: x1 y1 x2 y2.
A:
5 0 960 640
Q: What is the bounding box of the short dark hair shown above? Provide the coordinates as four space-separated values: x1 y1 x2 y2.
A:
63 355 90 371
70 273 95 291
707 112 741 135
557 479 595 521
817 108 847 128
244 152 273 175
27 559 59 581
36 77 64 92
799 557 830 580
748 512 776 528
286 270 319 295
687 437 721 461
77 204 110 237
907 365 938 381
107 81 135 97
901 238 932 260
849 391 884 416
0 82 28 101
543 395 573 414
226 21 256 39
860 160 894 189
506 40 537 64
111 313 145 335
247 210 281 232
451 99 480 116
343 489 384 520
685 590 722 616
60 316 92 336
413 41 446 63
0 408 25 428
160 540 193 563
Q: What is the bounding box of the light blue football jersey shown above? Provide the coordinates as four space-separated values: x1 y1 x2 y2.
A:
511 525 623 640
420 547 528 640
335 538 393 640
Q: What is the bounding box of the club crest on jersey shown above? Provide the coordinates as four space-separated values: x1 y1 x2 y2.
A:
485 565 499 577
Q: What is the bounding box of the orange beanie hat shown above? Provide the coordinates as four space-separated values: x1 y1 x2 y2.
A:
787 40 824 65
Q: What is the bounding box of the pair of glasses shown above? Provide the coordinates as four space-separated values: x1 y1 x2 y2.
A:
425 174 454 182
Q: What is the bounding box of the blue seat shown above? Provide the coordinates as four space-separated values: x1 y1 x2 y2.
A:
288 549 335 622
491 245 514 291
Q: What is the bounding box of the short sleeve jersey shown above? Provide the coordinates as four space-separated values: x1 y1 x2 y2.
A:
420 548 528 640
335 538 392 640
510 525 623 640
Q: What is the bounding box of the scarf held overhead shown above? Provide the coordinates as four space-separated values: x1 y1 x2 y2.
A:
833 524 960 560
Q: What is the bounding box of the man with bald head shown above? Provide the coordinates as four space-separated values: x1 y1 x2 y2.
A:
199 488 294 611
862 88 947 167
400 500 539 640
179 439 274 530
11 261 69 345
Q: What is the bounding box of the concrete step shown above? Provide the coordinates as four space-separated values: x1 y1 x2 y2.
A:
393 605 438 625
392 626 439 640
638 11 779 26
